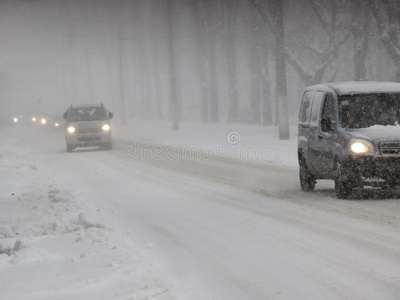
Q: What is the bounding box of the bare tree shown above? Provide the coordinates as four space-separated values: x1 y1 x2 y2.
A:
221 0 239 123
350 0 370 81
117 26 127 125
151 0 164 120
248 0 290 139
260 27 273 126
284 0 350 86
204 0 220 123
167 0 179 129
249 10 262 124
191 0 210 122
368 0 400 81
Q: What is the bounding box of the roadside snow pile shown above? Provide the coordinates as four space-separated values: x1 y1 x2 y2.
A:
0 132 175 300
113 119 298 167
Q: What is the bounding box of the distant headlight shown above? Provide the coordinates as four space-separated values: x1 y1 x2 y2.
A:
350 139 374 154
32 117 36 122
40 118 47 125
67 126 76 134
54 123 59 127
102 124 111 131
13 117 18 123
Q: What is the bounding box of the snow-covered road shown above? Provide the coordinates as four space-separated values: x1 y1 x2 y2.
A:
1 125 400 300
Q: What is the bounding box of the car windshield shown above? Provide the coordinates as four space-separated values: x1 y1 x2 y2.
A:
338 93 400 129
68 107 108 122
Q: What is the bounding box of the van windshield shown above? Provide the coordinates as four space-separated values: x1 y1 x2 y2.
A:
68 107 108 122
338 93 400 129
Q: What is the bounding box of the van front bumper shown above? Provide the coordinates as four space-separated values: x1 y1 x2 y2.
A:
66 132 111 147
341 155 400 184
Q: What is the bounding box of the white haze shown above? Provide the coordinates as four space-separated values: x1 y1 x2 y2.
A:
0 0 397 123
1 1 400 299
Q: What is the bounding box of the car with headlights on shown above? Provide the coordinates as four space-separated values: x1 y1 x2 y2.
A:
52 117 63 129
0 113 21 125
63 103 113 152
12 116 20 125
43 115 63 129
39 116 48 126
298 81 400 198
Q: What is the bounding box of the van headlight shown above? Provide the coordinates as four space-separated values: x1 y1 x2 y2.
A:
67 126 76 134
350 139 374 154
102 124 110 131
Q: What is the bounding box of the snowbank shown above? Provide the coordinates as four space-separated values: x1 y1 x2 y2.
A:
0 133 175 300
113 119 299 168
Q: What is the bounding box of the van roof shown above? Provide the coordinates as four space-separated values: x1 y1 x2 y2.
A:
70 103 104 109
307 81 400 96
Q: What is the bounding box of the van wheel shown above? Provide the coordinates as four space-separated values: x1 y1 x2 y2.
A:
66 144 74 153
299 156 316 192
334 161 354 199
103 141 112 150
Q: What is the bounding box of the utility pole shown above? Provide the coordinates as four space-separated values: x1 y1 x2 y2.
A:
67 19 76 105
85 45 94 103
151 0 163 120
167 0 179 130
270 0 289 140
118 26 127 125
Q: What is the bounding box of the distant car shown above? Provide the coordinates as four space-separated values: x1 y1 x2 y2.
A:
39 117 48 126
52 117 63 129
63 103 113 152
298 81 400 198
0 115 21 126
42 115 64 129
29 115 47 126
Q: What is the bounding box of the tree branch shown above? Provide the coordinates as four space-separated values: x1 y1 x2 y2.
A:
306 0 331 37
284 48 313 85
326 68 338 83
247 0 275 32
381 0 400 49
368 0 400 63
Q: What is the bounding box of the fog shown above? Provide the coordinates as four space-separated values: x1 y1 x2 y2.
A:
0 0 398 130
2 1 400 299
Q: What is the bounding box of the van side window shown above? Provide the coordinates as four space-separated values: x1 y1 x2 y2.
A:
321 93 335 132
310 91 324 126
299 91 314 125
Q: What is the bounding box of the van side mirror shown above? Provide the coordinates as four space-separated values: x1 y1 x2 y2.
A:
109 112 113 119
321 118 333 132
63 112 67 120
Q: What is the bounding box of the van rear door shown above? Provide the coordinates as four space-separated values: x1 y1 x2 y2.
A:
308 90 325 173
298 90 315 160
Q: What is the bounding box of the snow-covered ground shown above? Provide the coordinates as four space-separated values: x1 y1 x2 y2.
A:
1 121 400 300
113 120 298 167
0 129 176 300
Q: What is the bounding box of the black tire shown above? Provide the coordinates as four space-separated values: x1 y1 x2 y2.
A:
103 141 112 151
299 155 316 192
66 143 74 153
334 160 354 199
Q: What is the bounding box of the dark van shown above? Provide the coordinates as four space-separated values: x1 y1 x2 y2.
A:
63 103 113 152
298 82 400 198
